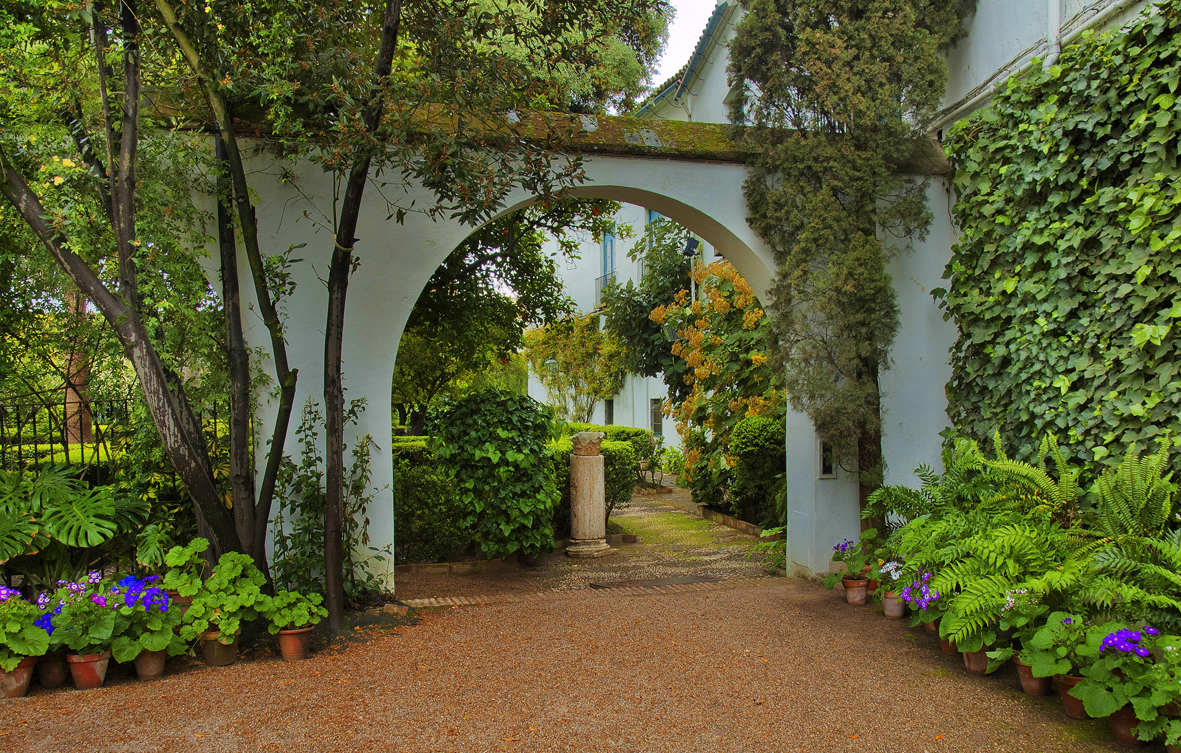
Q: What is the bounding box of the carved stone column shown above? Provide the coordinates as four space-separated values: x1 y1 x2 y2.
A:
566 431 611 558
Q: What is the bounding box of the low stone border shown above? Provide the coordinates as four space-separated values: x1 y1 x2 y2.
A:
395 553 518 576
697 505 763 537
401 574 778 609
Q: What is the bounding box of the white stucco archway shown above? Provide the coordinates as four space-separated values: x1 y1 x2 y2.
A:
214 146 942 588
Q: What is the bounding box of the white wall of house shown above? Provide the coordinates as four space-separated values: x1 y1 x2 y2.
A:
635 0 1157 574
527 201 734 451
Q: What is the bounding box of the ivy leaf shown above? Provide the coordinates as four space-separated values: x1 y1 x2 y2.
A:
1130 323 1171 349
1003 277 1019 294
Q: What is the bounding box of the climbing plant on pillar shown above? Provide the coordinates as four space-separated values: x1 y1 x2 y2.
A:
727 0 971 503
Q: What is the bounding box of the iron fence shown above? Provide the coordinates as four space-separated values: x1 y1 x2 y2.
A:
0 396 237 484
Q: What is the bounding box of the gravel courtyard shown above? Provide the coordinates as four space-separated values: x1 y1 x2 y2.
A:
2 495 1128 752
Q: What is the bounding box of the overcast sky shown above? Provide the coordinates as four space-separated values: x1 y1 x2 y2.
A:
654 0 720 85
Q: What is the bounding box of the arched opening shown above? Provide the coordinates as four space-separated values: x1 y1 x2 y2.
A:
386 177 778 567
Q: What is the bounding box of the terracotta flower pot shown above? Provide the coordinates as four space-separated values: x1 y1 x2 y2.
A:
277 627 314 662
200 630 240 667
867 579 880 592
883 593 905 618
962 649 988 675
842 577 869 605
940 637 957 655
1013 657 1052 696
35 651 69 689
1 656 38 698
133 648 167 681
1166 746 1179 753
1107 704 1142 747
67 651 112 690
925 618 940 635
1055 675 1088 720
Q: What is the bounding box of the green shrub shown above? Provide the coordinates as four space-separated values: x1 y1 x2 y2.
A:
550 438 573 537
393 457 469 563
601 439 637 517
682 427 728 509
431 390 557 559
730 415 786 527
565 422 658 482
663 446 685 476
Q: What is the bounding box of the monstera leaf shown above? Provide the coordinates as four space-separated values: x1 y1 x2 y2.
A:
0 509 39 563
25 465 84 515
105 486 150 532
39 486 118 548
136 524 172 569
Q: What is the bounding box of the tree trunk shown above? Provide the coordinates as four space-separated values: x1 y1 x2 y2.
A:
155 0 300 579
216 133 258 565
63 290 93 446
323 0 403 632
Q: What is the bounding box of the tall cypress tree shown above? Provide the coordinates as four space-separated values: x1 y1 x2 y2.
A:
728 0 970 504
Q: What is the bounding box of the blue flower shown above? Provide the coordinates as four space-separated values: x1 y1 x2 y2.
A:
1136 647 1152 658
33 613 55 636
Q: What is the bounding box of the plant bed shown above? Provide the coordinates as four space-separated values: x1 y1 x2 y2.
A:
697 505 765 538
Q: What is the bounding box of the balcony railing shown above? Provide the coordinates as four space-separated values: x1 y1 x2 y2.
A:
594 272 616 309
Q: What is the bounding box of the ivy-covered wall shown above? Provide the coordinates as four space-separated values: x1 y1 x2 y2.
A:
942 1 1181 470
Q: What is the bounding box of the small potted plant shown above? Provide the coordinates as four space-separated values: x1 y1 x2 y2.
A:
263 590 328 662
1072 624 1173 746
110 576 185 681
1022 611 1093 719
823 529 878 605
1129 634 1181 750
985 589 1051 694
899 572 952 650
180 551 269 666
162 538 210 617
0 586 49 698
877 560 906 618
33 590 69 688
47 574 122 690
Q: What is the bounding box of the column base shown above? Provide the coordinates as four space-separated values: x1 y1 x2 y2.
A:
566 538 612 558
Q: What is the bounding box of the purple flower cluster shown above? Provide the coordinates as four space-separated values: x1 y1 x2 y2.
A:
900 573 940 610
833 539 856 556
0 586 21 602
1101 626 1159 659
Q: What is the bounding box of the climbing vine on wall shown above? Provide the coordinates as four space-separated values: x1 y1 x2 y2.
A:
941 1 1181 471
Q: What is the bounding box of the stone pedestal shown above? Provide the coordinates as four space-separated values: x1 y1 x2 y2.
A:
567 432 611 558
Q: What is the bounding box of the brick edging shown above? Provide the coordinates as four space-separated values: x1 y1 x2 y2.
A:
401 575 779 609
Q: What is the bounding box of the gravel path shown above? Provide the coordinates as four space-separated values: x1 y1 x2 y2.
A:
1 494 1129 752
3 578 1123 753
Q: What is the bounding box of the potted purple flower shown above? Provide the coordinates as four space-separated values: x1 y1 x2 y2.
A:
44 573 122 690
1073 623 1171 746
0 586 49 698
823 530 878 605
109 576 185 681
